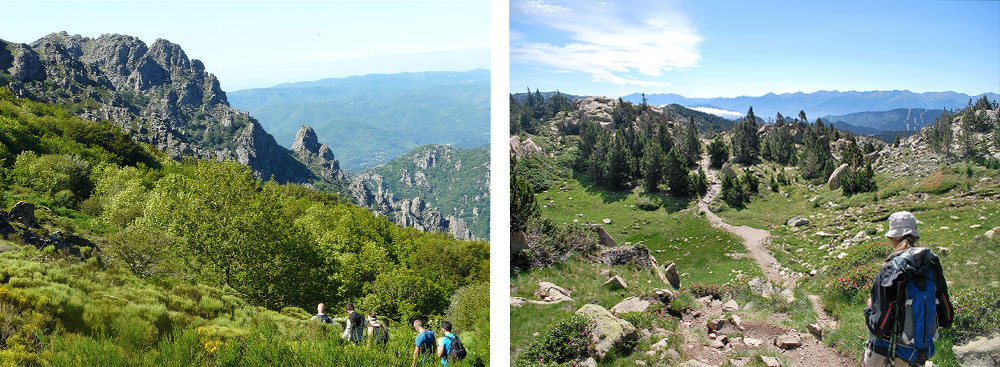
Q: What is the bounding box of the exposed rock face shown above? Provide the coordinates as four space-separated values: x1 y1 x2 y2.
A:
952 335 1000 367
348 171 474 240
511 230 529 256
720 162 737 178
576 304 638 360
0 202 96 259
2 32 324 184
787 217 809 227
9 201 37 227
594 226 616 247
509 135 544 158
603 275 628 290
827 163 849 190
290 125 344 180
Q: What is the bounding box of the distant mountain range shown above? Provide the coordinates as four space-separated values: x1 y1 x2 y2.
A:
229 70 490 172
623 90 999 122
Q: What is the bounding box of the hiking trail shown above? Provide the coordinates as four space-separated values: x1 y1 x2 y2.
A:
673 148 857 367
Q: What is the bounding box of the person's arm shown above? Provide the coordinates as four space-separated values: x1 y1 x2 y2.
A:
437 339 445 358
411 345 420 367
863 266 894 337
342 317 351 339
933 259 954 328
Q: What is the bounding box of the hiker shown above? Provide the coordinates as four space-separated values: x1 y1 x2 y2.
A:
863 211 954 367
436 320 466 365
368 313 389 346
342 303 366 344
411 319 436 367
310 303 334 324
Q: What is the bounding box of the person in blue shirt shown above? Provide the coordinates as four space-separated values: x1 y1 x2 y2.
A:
411 319 435 367
437 321 456 365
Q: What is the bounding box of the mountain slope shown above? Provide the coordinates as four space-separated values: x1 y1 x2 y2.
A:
229 70 490 172
1 32 476 240
822 107 945 132
355 144 490 239
626 90 999 120
0 32 337 186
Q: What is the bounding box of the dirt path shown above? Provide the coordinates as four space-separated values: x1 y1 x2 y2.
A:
682 148 856 367
695 153 791 287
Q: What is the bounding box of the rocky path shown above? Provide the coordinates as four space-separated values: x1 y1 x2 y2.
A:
681 149 856 367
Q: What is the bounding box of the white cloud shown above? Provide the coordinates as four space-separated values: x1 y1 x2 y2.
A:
512 1 700 87
688 106 742 119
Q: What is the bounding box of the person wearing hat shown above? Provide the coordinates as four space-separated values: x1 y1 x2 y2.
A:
862 211 954 367
367 313 389 346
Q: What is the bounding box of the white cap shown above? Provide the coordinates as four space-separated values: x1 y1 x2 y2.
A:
885 211 919 239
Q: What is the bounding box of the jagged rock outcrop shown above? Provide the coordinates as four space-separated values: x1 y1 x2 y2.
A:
1 32 324 184
0 202 97 259
291 125 344 180
576 304 639 360
348 171 474 240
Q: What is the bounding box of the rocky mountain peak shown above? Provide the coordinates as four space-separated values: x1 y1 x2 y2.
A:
291 125 321 154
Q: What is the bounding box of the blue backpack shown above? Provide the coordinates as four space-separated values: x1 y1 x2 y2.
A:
872 250 943 365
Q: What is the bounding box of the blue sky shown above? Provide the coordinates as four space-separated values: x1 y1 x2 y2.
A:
511 0 1000 98
0 0 490 91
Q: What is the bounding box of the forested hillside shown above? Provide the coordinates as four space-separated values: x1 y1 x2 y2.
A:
0 88 489 366
229 70 490 172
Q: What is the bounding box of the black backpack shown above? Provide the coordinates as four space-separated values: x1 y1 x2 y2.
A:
446 334 467 361
372 325 389 345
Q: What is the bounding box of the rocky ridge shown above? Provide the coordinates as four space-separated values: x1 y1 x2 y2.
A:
1 33 475 240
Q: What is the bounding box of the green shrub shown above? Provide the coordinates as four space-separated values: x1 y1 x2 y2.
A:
616 309 677 330
517 315 591 366
951 285 1000 344
361 269 447 322
635 192 661 211
446 282 489 334
8 152 92 198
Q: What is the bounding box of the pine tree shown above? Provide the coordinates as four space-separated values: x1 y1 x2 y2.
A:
682 117 701 165
656 125 674 155
732 107 760 164
641 140 666 192
510 159 539 232
665 147 690 196
606 134 633 189
707 135 729 169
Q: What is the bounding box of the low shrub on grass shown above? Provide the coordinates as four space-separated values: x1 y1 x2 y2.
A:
616 309 677 330
951 285 1000 344
517 315 592 366
635 192 660 211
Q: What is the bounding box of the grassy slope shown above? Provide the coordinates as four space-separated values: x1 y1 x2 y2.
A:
712 162 1000 366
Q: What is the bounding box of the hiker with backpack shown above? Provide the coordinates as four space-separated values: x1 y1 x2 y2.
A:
367 313 389 346
863 211 954 367
342 303 366 344
436 320 466 365
411 319 436 367
310 303 334 324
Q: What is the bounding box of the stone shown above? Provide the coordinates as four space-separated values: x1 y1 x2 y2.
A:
635 361 646 366
611 296 651 314
576 304 639 360
730 314 744 330
575 357 598 367
709 339 725 349
664 348 680 360
774 334 802 349
510 297 528 307
511 230 529 257
952 335 1000 367
807 323 823 339
678 360 715 367
748 277 774 298
722 299 739 312
743 337 763 347
986 227 1000 239
599 246 657 269
9 201 37 227
780 288 796 303
535 281 572 303
720 162 737 177
827 163 850 190
787 216 809 227
665 262 681 289
653 288 675 304
760 356 782 367
604 275 628 290
650 337 669 351
594 226 616 247
603 218 612 224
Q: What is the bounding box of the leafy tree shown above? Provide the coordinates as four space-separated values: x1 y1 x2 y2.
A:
510 159 539 232
641 140 666 192
362 268 447 322
665 147 690 196
707 135 729 169
731 107 760 164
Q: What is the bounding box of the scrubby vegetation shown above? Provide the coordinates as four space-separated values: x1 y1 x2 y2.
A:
0 88 489 366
